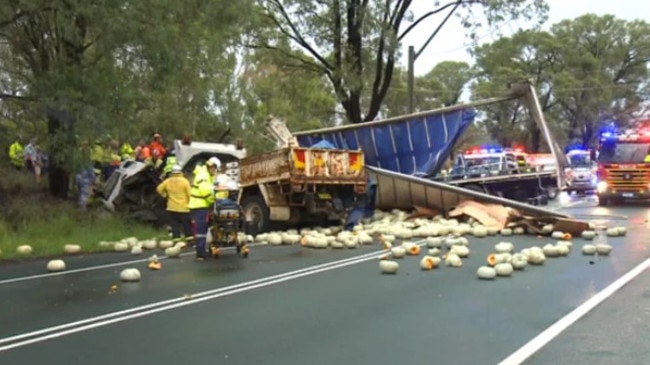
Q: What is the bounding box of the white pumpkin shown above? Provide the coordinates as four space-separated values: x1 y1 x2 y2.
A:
449 245 470 258
615 226 627 236
428 248 441 256
605 228 619 237
113 242 129 252
581 230 597 240
344 239 358 249
98 241 113 248
165 245 182 258
123 237 139 247
131 246 143 255
511 253 528 270
159 240 174 249
455 237 470 246
330 241 344 249
500 228 513 236
541 224 554 234
255 233 269 242
47 259 66 272
63 244 82 254
267 233 282 246
120 268 142 282
419 255 441 270
472 226 488 238
555 244 570 256
358 232 373 245
486 227 499 236
495 242 514 254
16 245 33 255
379 260 399 274
141 240 157 250
391 246 406 259
477 266 497 280
513 227 525 235
596 243 613 255
551 231 565 239
495 263 514 277
581 244 597 255
444 253 462 267
542 244 560 257
425 237 444 248
556 240 573 250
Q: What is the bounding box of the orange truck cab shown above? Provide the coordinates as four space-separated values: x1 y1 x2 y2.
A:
595 128 650 206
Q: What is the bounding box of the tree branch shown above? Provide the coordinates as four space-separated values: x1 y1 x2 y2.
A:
266 1 334 71
0 92 35 101
398 0 481 40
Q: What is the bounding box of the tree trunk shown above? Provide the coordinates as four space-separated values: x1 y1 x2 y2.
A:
46 107 75 199
530 123 541 153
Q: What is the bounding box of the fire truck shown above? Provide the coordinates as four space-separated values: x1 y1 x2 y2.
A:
595 127 650 206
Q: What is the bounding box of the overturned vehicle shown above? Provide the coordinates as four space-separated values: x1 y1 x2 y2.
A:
97 139 247 222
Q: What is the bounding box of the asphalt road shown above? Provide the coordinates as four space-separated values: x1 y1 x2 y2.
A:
0 194 648 365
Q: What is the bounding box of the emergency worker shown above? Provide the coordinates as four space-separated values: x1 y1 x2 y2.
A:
75 140 96 210
162 149 178 179
189 160 216 260
134 139 152 164
156 164 192 240
9 137 25 170
120 141 135 161
149 133 167 169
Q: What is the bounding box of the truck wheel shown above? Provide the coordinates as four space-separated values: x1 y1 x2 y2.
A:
241 195 270 234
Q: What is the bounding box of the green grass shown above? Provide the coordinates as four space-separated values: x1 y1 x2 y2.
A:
0 164 165 261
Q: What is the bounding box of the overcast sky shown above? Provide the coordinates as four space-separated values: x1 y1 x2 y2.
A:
400 0 650 76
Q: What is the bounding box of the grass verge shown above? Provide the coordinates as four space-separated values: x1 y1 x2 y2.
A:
0 165 165 261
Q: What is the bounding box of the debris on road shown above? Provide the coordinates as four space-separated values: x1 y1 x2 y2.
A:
120 268 141 282
379 260 399 274
46 259 66 272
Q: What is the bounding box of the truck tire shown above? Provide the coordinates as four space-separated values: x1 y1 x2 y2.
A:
241 195 270 234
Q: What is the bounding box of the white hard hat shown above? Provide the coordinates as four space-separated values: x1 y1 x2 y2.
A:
171 164 182 173
207 157 221 168
225 180 239 190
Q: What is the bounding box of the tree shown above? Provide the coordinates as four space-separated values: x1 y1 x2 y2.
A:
472 30 562 151
0 1 250 197
551 14 650 145
252 0 548 124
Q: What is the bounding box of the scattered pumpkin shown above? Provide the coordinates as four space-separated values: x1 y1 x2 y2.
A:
513 227 525 235
428 248 441 256
595 243 613 255
477 266 497 280
563 233 572 240
444 253 462 267
495 263 514 277
581 244 597 255
379 260 399 274
551 231 565 239
113 242 129 252
46 259 66 272
615 226 627 236
419 255 439 270
511 253 528 270
500 228 513 236
120 268 142 282
165 245 182 258
605 228 619 237
495 242 514 254
391 246 406 259
63 244 82 255
159 240 174 249
581 230 597 240
449 245 469 258
131 246 143 255
16 245 33 255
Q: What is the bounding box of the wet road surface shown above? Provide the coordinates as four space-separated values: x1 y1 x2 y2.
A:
1 194 649 365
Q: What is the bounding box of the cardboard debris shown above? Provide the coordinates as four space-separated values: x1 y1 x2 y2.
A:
448 200 590 235
448 201 513 229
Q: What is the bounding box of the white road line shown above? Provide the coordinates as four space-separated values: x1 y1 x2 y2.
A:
0 244 266 286
498 256 650 365
0 242 420 349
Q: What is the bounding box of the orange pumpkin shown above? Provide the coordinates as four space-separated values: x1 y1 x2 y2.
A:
148 261 162 270
211 247 221 257
487 253 497 267
423 257 436 269
300 236 308 246
563 233 572 240
410 245 421 256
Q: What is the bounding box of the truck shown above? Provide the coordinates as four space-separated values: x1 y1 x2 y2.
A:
238 117 368 234
565 147 597 195
292 81 570 214
98 138 247 222
440 144 558 202
595 126 650 206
